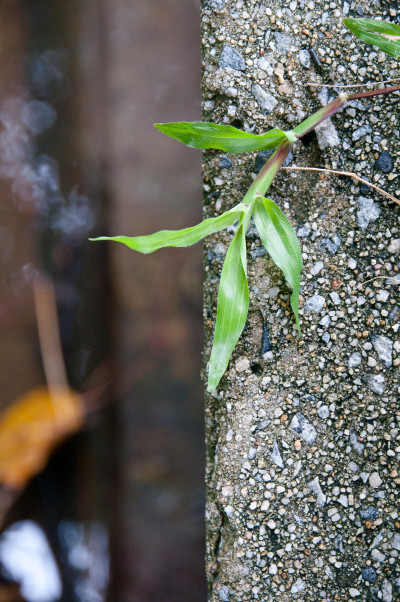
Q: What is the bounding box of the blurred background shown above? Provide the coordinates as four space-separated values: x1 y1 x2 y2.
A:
0 0 205 600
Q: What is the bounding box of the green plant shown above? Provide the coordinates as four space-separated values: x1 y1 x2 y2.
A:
91 18 400 392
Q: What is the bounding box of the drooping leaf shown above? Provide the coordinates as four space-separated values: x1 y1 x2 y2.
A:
344 18 400 58
253 197 302 333
155 121 288 153
90 204 248 253
207 222 249 392
0 387 84 490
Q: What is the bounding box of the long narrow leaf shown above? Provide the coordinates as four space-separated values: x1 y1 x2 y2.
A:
90 204 247 254
253 197 302 333
155 121 288 153
207 223 249 392
344 18 400 58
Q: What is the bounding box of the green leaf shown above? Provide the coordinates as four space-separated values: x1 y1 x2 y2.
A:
90 204 248 254
207 221 249 392
343 18 400 59
253 197 302 334
155 121 288 153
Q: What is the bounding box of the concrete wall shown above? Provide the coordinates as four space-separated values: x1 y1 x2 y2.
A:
202 1 400 600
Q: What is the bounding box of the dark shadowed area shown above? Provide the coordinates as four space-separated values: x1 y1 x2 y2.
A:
0 0 205 600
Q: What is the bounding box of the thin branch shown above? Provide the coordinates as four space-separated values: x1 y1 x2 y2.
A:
282 166 400 206
308 78 400 89
358 275 400 289
33 274 69 396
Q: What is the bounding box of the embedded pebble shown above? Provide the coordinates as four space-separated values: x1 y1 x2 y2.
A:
357 197 381 230
290 413 317 444
219 46 246 70
371 549 386 562
225 86 238 98
319 315 331 328
369 472 382 489
310 260 324 275
321 331 330 344
317 405 329 419
364 374 385 395
291 579 305 594
362 566 377 583
235 357 250 372
217 584 230 602
208 0 225 9
388 239 400 254
269 563 278 575
381 580 393 602
219 156 232 169
273 32 294 53
251 84 278 113
298 49 310 68
258 57 274 75
377 289 390 302
349 352 362 368
391 533 400 551
330 291 340 305
349 588 361 598
268 286 280 299
320 235 341 254
352 124 372 141
371 335 393 368
375 150 393 173
307 476 326 505
350 428 364 454
303 294 325 313
369 531 385 551
271 440 284 468
315 119 340 149
204 100 215 111
297 223 311 237
360 506 379 520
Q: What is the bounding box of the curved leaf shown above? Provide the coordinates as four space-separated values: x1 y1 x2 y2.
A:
253 197 302 333
155 121 288 153
90 204 248 254
344 18 400 58
207 222 249 391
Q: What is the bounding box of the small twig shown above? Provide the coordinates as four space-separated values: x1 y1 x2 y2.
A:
283 166 400 206
33 275 69 398
357 275 400 289
308 78 400 89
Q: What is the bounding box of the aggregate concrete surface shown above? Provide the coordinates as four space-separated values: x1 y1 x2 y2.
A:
202 0 400 599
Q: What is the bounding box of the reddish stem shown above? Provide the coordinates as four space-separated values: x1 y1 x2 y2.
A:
348 83 400 100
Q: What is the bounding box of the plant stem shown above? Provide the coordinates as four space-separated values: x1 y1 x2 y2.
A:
241 81 400 211
292 94 348 138
348 83 400 100
243 140 293 204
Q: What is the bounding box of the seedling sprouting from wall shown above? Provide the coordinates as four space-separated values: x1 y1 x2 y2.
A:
91 18 400 392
